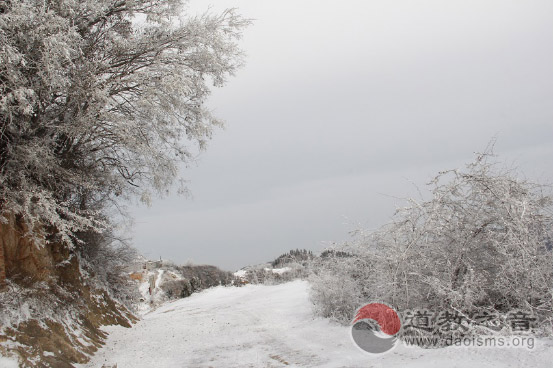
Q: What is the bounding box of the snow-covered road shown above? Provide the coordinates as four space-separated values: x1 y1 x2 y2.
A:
86 280 552 367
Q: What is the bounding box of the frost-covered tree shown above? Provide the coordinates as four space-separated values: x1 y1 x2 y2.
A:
370 150 552 319
310 148 553 326
0 0 249 245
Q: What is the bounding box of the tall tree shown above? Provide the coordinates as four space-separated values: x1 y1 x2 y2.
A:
0 0 249 244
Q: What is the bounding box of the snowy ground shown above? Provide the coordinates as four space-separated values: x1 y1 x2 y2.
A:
0 356 18 368
85 280 553 368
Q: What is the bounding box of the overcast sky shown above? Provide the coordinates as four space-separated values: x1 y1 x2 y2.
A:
129 0 553 271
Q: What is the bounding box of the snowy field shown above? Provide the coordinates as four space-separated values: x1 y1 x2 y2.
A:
85 281 552 368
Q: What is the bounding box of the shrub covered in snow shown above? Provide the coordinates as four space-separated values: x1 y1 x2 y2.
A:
309 258 363 323
310 150 553 329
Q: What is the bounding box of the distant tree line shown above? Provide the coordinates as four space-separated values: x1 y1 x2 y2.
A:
271 249 314 268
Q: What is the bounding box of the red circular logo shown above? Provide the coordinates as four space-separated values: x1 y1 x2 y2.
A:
351 302 402 354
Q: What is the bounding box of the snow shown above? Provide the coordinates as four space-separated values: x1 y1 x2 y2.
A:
233 269 247 278
234 266 291 280
154 270 164 289
84 280 553 367
0 355 18 368
264 267 291 274
134 268 174 316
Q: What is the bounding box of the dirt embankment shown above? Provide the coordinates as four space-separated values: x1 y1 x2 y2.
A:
0 214 136 367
